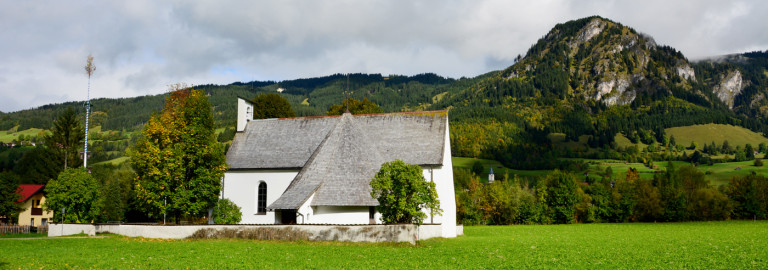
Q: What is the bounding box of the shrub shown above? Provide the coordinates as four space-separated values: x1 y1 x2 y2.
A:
370 160 441 225
213 198 242 225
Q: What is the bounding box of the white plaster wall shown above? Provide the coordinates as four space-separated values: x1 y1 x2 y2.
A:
296 193 314 224
432 117 457 238
305 206 370 225
50 224 429 243
48 224 96 236
236 98 254 132
417 224 443 240
222 170 298 224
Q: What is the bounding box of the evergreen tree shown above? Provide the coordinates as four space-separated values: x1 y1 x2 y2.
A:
0 172 22 223
46 107 84 169
745 144 755 159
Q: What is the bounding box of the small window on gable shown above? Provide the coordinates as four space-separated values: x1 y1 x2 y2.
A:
257 182 267 214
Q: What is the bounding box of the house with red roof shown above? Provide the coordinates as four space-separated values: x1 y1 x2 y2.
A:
16 184 53 226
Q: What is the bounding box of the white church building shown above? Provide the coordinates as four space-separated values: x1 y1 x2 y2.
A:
221 97 457 238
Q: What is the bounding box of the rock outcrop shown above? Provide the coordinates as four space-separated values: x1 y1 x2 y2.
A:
712 70 743 110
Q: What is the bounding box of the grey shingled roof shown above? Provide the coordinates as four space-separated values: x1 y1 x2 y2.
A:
268 113 386 209
227 116 339 169
227 110 448 210
227 111 447 169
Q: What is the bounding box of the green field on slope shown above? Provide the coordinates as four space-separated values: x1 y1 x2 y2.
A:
666 124 768 148
0 128 45 143
1 221 765 268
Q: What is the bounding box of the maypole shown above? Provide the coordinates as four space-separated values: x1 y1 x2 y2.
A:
84 55 95 168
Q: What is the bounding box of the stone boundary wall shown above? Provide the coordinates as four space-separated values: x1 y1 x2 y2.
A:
48 224 452 244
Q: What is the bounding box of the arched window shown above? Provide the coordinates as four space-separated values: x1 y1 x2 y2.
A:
257 182 267 214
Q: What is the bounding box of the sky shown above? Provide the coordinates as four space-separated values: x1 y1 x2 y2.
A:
1 0 767 112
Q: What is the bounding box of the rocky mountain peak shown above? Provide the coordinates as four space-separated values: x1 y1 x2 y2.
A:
501 16 696 106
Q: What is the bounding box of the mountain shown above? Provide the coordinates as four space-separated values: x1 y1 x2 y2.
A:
430 16 768 168
0 73 471 132
504 16 699 106
693 51 768 118
2 16 767 171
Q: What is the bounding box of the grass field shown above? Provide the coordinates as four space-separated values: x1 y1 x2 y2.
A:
452 157 550 182
0 221 765 268
666 124 768 148
455 157 766 186
0 128 44 143
92 156 130 166
0 233 47 239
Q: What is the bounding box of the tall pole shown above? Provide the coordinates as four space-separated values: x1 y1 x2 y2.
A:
84 55 95 168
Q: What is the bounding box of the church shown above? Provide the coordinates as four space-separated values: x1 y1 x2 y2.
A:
221 97 457 238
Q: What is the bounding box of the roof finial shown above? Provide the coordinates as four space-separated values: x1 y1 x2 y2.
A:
344 74 351 114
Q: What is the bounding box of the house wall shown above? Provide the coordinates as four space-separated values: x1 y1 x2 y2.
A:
17 194 53 226
222 170 298 224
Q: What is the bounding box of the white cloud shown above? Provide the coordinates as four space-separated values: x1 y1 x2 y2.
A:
0 0 766 112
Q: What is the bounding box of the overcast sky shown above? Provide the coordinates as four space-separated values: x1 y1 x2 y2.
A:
1 0 766 112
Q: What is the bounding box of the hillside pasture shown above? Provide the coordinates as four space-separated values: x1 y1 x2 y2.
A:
583 159 768 186
452 157 549 182
0 128 45 143
666 124 768 149
0 221 765 268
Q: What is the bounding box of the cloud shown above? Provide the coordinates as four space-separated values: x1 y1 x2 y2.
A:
1 0 766 112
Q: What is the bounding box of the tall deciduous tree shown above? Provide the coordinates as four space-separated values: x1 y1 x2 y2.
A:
327 97 383 115
43 168 101 223
251 93 295 119
544 170 578 224
46 107 84 169
370 159 441 225
130 85 227 223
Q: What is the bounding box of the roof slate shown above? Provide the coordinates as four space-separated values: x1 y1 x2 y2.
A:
228 110 448 210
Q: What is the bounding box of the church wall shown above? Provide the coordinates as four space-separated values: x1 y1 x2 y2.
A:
420 117 457 238
304 206 371 225
222 170 298 224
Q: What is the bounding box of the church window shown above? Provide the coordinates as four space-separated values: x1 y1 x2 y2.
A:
257 182 267 214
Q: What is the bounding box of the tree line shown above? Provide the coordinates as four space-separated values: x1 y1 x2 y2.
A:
455 162 768 225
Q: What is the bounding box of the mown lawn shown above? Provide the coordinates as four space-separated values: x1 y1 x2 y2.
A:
1 221 765 269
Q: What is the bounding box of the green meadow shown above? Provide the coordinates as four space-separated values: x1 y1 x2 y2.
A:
666 124 768 148
0 128 45 143
452 157 550 182
1 221 765 269
453 156 768 186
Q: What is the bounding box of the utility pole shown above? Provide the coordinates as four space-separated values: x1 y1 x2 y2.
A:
83 55 95 168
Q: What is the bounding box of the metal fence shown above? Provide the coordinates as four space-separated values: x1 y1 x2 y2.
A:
0 225 49 234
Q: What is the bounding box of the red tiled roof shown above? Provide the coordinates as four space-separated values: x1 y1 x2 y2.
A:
16 184 44 203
